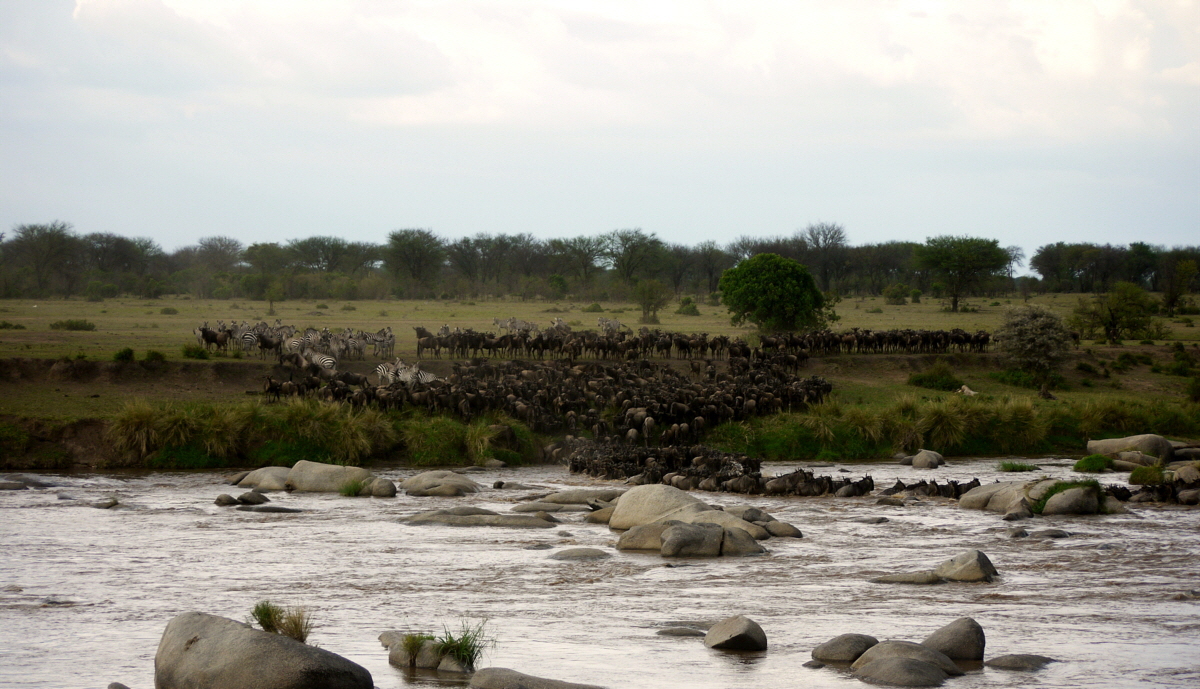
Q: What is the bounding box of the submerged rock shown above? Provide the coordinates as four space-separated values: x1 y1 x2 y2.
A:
286 460 372 493
933 550 997 583
921 617 985 660
469 667 605 689
402 510 556 528
549 548 610 561
704 615 767 651
852 657 947 687
812 633 879 663
401 470 483 497
985 654 1057 671
851 640 962 676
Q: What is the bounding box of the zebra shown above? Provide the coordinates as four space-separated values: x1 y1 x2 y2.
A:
305 350 337 371
396 361 439 385
239 330 258 353
373 361 397 385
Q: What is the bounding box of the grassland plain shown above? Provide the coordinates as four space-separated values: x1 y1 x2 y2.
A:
0 294 1196 470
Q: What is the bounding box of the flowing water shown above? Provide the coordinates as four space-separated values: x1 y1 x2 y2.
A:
1 458 1198 689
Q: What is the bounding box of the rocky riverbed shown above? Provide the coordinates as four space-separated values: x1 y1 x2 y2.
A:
1 457 1198 688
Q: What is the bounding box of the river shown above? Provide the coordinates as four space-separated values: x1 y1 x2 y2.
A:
1 458 1198 689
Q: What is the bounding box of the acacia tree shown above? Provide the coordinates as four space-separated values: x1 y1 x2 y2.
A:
603 228 664 284
914 236 1009 312
383 228 444 283
718 253 828 333
1070 281 1156 344
633 279 672 323
995 305 1073 385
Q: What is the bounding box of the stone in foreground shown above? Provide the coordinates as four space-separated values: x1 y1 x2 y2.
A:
469 667 605 689
852 657 948 687
154 612 371 689
812 633 879 663
921 617 984 660
984 653 1057 671
933 550 997 583
703 615 767 651
851 641 963 676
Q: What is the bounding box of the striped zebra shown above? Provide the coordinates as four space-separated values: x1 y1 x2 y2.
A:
306 350 337 371
239 330 258 352
373 361 397 385
396 361 439 385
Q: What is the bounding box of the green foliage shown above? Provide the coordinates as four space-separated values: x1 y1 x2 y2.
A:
0 422 31 457
882 283 909 305
182 344 209 359
250 600 285 634
990 369 1067 390
907 361 964 391
143 350 166 363
865 307 883 313
316 303 329 309
1069 282 1157 344
1031 480 1101 514
582 303 604 313
339 478 367 496
340 304 356 311
49 319 96 331
112 347 135 362
396 414 468 466
1189 377 1200 403
998 461 1039 472
1129 465 1164 485
913 236 1009 312
910 289 922 303
159 307 179 315
1073 454 1114 473
995 304 1073 384
633 279 671 324
0 320 27 330
401 633 436 662
435 620 493 669
675 296 700 316
719 253 828 333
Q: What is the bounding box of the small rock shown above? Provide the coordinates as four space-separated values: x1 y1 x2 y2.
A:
369 478 397 498
720 526 767 557
523 543 554 550
214 494 238 506
549 548 610 561
1002 498 1033 521
853 516 889 524
584 506 615 524
812 633 879 663
225 471 250 485
764 521 803 538
934 549 998 582
483 458 507 468
91 497 119 509
438 654 473 673
1008 527 1029 538
108 683 132 689
0 481 28 490
912 449 944 469
985 654 1057 671
468 668 605 689
235 505 303 513
871 571 944 585
876 497 905 506
703 615 767 651
236 491 269 505
802 660 826 669
1030 529 1071 539
852 640 962 676
379 630 405 649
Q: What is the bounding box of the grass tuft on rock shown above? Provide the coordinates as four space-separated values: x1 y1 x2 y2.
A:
250 600 284 634
1129 465 1165 485
1031 480 1102 514
277 606 314 643
435 620 492 670
339 478 367 496
1074 454 1114 473
401 632 436 662
998 461 1039 472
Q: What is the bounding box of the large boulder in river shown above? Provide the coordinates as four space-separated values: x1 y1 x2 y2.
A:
661 522 724 557
401 470 483 497
719 526 767 556
1041 485 1101 515
154 612 371 689
402 509 556 529
704 615 767 651
237 467 291 492
933 550 997 583
852 657 947 687
608 484 708 530
469 667 604 689
911 449 944 469
285 460 372 493
616 523 671 551
677 509 769 540
921 617 985 660
851 640 962 676
1087 434 1174 462
958 482 1026 512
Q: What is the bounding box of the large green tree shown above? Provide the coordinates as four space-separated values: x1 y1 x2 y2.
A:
914 235 1009 312
1070 281 1157 344
995 304 1073 384
719 253 828 333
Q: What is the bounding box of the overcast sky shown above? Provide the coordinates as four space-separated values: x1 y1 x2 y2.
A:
1 1 1197 264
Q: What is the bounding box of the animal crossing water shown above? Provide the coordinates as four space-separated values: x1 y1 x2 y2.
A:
1 459 1198 689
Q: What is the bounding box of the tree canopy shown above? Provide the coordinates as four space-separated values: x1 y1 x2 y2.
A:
718 253 828 333
995 304 1073 384
914 235 1009 312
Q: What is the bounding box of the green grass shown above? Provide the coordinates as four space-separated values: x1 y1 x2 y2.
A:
400 633 436 663
113 347 135 362
49 319 96 331
1129 465 1165 485
1074 454 1114 473
1031 480 1102 514
907 360 964 391
250 600 284 634
249 600 313 643
435 620 492 670
998 461 1039 472
339 478 367 496
181 344 209 359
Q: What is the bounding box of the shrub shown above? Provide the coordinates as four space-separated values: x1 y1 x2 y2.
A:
907 361 964 391
1073 454 1113 473
675 297 700 316
1189 377 1200 403
340 304 356 311
1129 465 1164 485
49 319 96 331
882 283 909 305
160 307 179 315
998 461 1039 472
113 347 135 363
250 600 284 634
143 350 166 363
909 289 922 303
339 478 366 496
316 303 328 309
865 307 883 313
0 320 26 330
182 344 209 360
436 620 492 670
582 303 604 313
995 304 1073 385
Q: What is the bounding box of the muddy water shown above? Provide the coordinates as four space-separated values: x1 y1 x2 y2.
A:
1 459 1198 689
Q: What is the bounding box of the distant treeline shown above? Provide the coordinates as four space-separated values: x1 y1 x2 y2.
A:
0 221 1197 304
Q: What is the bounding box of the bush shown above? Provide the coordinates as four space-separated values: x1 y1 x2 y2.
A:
582 303 604 313
144 350 166 363
49 319 96 331
1129 465 1164 485
0 320 27 330
113 347 135 363
436 620 492 670
998 461 1039 472
675 297 700 316
1073 454 1113 473
882 283 909 305
316 303 328 309
1189 377 1200 403
995 304 1072 384
182 344 210 360
909 289 922 303
866 307 883 314
907 361 964 391
340 304 356 311
160 307 179 315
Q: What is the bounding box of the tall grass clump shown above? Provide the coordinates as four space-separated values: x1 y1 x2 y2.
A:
1074 454 1113 473
250 600 284 634
339 478 367 496
401 633 436 662
998 461 1039 472
182 344 209 360
907 361 964 391
49 319 96 331
395 414 468 466
435 620 493 670
1129 465 1165 485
